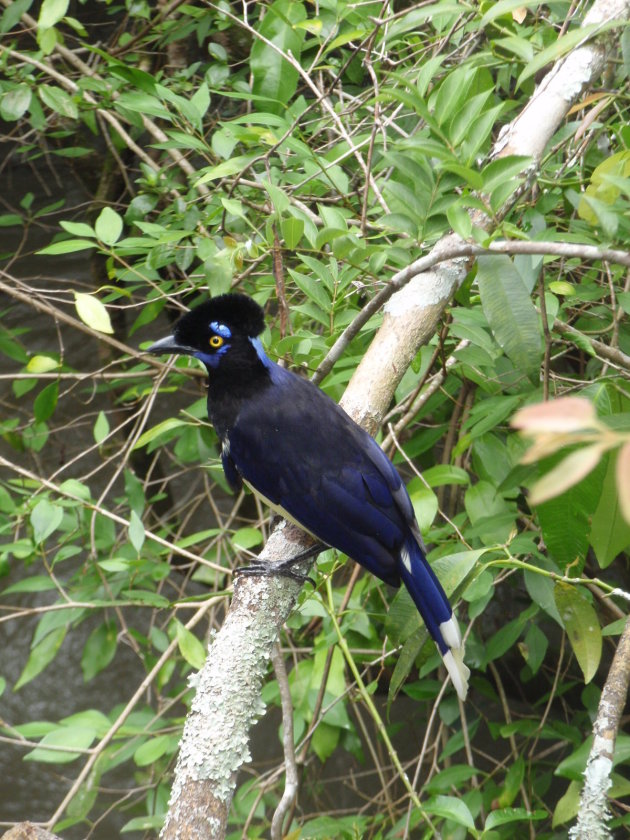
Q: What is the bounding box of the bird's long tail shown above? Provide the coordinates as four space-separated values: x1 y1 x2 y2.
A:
397 538 469 700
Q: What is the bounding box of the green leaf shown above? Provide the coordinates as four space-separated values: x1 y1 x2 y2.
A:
554 582 602 683
59 220 95 238
589 451 630 567
25 725 95 764
133 417 188 449
552 780 582 827
93 411 110 444
81 622 117 681
38 0 68 28
1 0 33 34
175 620 206 670
232 526 263 550
3 575 57 594
95 206 123 245
128 510 145 553
26 355 59 373
74 292 114 334
485 808 546 830
477 255 542 375
36 238 95 255
33 381 58 422
39 84 78 119
30 498 63 543
195 154 258 185
425 794 475 830
134 734 174 767
0 84 32 121
15 626 66 690
250 0 306 114
281 216 304 249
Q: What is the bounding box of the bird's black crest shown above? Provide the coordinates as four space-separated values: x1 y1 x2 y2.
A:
174 293 265 339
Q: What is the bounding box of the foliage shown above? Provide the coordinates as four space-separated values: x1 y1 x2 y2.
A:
0 1 629 838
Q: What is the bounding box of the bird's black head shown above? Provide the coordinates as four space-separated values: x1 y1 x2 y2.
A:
147 293 268 372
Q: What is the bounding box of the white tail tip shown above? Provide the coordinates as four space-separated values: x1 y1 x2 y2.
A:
442 647 470 701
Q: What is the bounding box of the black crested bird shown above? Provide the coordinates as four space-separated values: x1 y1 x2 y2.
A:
147 293 469 699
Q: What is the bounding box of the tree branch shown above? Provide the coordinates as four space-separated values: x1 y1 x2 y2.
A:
570 617 630 839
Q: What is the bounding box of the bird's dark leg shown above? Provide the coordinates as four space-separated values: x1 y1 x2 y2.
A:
237 542 326 586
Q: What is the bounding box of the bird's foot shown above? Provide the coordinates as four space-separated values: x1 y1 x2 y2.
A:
237 543 326 587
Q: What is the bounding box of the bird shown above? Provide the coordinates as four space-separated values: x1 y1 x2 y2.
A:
147 293 469 699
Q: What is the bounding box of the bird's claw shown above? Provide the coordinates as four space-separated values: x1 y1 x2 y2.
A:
237 562 316 587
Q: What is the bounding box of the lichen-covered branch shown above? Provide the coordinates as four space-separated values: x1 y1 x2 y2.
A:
570 617 630 839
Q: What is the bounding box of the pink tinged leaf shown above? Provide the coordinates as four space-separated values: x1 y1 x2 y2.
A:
529 444 604 506
512 397 597 433
520 433 577 464
616 442 630 525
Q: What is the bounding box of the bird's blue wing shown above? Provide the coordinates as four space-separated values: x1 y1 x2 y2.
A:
225 367 415 586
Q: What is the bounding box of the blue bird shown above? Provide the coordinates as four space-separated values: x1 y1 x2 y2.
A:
147 294 469 699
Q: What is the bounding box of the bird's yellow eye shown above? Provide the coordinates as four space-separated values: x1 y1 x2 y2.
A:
209 335 224 348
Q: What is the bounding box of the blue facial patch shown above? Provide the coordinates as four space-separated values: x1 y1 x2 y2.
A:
210 321 232 339
194 346 229 368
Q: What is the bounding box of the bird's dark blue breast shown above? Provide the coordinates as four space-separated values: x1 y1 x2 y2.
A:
215 363 418 588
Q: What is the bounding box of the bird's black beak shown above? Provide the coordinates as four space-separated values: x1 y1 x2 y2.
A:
146 335 197 356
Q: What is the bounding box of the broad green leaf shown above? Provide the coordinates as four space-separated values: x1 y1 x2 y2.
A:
121 816 165 833
81 622 117 681
1 0 33 34
420 465 470 487
486 808 546 830
195 154 258 185
30 498 63 543
554 582 602 683
95 206 123 245
552 780 582 827
425 795 475 830
232 526 263 550
74 292 114 334
589 451 630 567
175 620 206 670
477 255 542 375
39 84 78 119
407 480 438 532
250 0 306 115
14 626 66 690
3 575 57 594
0 84 32 121
33 381 58 422
59 220 95 238
262 180 289 213
282 216 304 249
134 734 175 766
38 0 68 29
24 725 94 764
